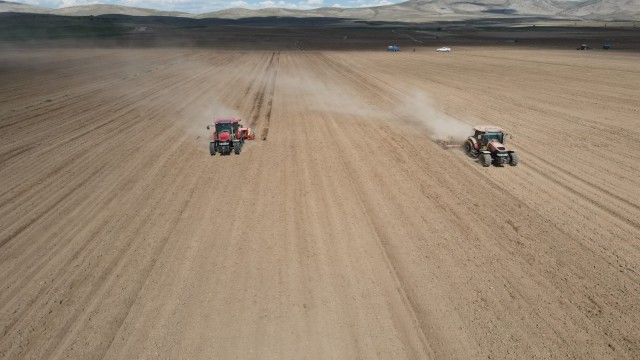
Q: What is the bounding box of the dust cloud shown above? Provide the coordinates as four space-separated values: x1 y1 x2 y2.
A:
398 91 471 141
181 100 241 151
278 71 471 141
276 71 378 119
177 60 471 150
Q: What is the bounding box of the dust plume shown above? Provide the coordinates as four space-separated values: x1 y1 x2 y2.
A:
276 69 377 119
180 99 241 151
399 91 471 141
277 70 470 141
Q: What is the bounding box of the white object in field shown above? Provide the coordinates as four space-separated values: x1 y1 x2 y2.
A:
436 47 451 52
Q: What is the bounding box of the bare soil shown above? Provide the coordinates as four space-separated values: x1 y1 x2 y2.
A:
1 41 639 359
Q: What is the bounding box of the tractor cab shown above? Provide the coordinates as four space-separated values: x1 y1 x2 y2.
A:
473 126 506 149
215 122 234 136
207 118 241 139
480 131 504 145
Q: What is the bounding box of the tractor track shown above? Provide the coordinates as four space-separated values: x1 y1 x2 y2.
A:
294 50 640 357
244 51 279 140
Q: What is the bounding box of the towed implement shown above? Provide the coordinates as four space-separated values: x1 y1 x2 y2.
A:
241 126 256 140
206 118 255 156
436 138 464 149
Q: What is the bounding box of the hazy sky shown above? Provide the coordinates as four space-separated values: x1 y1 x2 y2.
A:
19 0 397 12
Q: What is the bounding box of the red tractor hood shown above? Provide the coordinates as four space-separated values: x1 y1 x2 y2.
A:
488 141 507 152
218 131 231 141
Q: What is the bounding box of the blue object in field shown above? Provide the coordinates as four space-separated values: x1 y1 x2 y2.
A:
387 45 400 52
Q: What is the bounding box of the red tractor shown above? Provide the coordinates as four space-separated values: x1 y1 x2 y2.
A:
464 125 518 167
207 118 245 155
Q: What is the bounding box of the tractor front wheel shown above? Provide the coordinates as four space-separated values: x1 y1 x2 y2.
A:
209 143 216 156
509 152 518 166
234 143 241 155
481 154 491 167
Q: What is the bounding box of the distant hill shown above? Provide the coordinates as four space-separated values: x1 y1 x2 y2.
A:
201 0 640 21
1 0 639 21
562 0 640 21
50 4 189 17
0 1 188 17
0 0 47 13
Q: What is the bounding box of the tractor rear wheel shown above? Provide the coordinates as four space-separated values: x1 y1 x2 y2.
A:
209 143 216 156
464 141 474 156
509 152 518 166
481 154 491 167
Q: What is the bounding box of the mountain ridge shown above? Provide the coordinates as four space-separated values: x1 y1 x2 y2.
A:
1 0 639 21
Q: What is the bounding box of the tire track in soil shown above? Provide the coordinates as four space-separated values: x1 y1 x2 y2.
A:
0 144 36 166
516 136 640 209
0 166 104 249
0 119 185 334
2 48 640 359
245 51 278 141
42 53 259 359
49 152 202 360
296 52 473 357
323 119 435 359
0 52 235 359
0 135 197 359
0 166 107 343
308 52 639 358
0 54 215 209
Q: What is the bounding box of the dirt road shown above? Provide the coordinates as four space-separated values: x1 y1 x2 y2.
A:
1 47 639 359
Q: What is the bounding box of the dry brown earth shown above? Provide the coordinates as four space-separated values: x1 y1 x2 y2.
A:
1 45 639 358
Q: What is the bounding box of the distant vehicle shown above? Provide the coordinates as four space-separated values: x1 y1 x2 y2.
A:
577 44 591 50
387 45 400 52
436 47 451 52
603 43 611 50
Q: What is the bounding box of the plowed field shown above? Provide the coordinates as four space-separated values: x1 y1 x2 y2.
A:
1 47 639 359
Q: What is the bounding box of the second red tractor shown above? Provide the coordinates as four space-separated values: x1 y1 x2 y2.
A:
206 118 254 156
464 125 518 167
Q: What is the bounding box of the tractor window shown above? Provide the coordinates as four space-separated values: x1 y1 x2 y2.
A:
484 132 504 143
215 123 233 134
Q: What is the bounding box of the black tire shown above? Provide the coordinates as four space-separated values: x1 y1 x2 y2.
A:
234 143 241 155
509 152 518 166
481 154 491 167
209 143 216 156
464 140 474 156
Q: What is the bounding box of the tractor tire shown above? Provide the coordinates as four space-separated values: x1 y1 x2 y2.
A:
234 143 241 155
509 152 519 166
481 154 491 167
209 143 216 156
464 141 474 156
